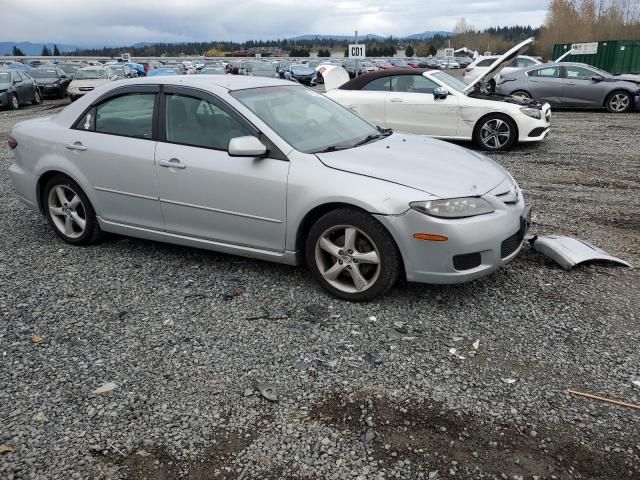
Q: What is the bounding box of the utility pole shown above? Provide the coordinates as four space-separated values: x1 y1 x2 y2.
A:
355 30 359 78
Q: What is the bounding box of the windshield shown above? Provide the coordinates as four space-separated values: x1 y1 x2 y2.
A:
232 86 381 154
110 67 125 76
28 69 59 78
587 65 611 77
432 71 467 92
0 72 11 82
291 66 313 74
75 69 108 79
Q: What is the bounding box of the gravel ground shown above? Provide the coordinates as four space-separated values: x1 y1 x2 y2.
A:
0 97 639 480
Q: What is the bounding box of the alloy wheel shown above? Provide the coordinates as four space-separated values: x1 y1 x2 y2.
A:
609 93 630 112
11 95 19 109
480 118 511 149
47 185 87 239
314 225 381 294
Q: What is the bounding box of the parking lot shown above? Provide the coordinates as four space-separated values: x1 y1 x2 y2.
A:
1 94 639 480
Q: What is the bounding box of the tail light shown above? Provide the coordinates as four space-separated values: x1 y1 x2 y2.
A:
464 67 474 73
8 136 17 149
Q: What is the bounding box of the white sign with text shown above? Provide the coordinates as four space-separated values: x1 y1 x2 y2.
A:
348 44 366 59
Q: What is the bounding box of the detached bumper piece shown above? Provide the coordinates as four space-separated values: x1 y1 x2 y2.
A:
530 235 633 270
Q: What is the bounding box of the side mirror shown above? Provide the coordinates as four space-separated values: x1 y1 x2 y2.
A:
433 87 449 100
591 75 603 82
228 136 267 157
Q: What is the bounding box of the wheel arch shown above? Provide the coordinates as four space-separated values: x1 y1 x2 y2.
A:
472 111 520 142
294 202 405 270
603 88 633 108
36 169 95 215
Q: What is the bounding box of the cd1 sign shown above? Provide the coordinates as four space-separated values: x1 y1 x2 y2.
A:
348 44 366 59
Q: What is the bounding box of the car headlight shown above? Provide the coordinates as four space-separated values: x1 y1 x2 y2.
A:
519 107 541 119
410 197 495 219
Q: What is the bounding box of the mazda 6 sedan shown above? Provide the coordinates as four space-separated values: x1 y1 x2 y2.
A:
8 75 529 301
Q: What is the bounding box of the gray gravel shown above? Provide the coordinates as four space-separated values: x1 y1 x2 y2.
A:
1 97 639 480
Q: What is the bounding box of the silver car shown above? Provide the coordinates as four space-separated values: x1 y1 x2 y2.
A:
496 62 640 113
8 76 528 301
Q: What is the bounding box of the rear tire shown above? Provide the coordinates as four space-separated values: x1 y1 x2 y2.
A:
9 93 19 110
473 113 518 152
305 208 401 301
511 90 532 100
43 175 104 246
605 90 632 113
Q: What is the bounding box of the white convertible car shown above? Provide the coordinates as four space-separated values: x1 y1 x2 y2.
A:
323 38 551 151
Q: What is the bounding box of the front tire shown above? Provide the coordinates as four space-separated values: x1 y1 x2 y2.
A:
474 113 517 151
32 90 42 105
305 208 401 301
43 175 103 245
606 91 632 113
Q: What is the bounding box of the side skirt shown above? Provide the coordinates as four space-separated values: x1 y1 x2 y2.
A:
98 217 300 266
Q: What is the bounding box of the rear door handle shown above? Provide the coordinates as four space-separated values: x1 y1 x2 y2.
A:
65 142 87 151
158 158 186 169
389 98 403 103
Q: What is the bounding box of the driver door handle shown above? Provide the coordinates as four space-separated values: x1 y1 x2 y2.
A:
158 158 186 169
389 98 403 103
65 142 87 151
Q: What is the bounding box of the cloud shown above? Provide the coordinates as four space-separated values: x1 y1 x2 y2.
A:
3 0 549 44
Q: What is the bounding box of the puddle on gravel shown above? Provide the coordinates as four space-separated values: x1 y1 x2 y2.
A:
310 391 639 479
106 432 254 480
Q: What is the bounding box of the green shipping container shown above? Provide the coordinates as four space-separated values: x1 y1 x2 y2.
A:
552 40 640 74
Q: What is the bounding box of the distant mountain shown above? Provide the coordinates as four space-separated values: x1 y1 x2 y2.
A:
0 42 80 55
404 31 452 40
291 31 451 42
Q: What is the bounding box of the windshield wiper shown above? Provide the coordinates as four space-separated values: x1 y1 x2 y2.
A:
313 145 351 153
352 134 383 148
376 125 393 136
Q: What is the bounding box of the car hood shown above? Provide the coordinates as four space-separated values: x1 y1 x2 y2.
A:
69 78 111 88
464 37 535 94
611 74 640 86
316 133 509 198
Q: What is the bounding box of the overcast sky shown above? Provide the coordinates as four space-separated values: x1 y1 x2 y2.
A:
4 0 550 45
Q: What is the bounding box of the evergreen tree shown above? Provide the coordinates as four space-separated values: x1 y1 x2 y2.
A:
53 45 61 56
12 46 25 56
41 45 51 56
405 45 414 57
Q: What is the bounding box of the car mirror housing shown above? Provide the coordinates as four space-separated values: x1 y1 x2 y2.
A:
228 136 268 157
433 87 449 100
591 75 603 82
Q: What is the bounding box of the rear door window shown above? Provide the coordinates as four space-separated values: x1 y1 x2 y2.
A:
95 93 156 139
362 77 392 91
476 58 496 67
528 67 560 78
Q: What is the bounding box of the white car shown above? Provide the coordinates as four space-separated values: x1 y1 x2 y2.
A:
322 38 551 151
67 66 118 102
463 54 541 89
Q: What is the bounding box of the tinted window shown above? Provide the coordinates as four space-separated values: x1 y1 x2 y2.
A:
95 93 155 139
18 72 31 82
164 94 251 150
362 77 392 91
391 75 439 93
565 66 595 79
477 58 496 67
529 67 560 78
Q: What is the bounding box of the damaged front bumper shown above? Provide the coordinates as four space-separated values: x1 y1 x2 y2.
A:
529 235 633 270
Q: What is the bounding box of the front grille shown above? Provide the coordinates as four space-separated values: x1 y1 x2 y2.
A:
501 231 523 259
453 252 482 271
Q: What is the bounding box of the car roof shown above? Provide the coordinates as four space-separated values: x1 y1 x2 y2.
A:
112 74 295 91
339 68 428 90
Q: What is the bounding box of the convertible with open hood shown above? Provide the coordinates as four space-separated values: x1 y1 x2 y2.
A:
322 38 551 151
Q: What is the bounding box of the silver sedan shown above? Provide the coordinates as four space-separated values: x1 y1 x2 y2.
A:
8 75 528 301
497 62 640 113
